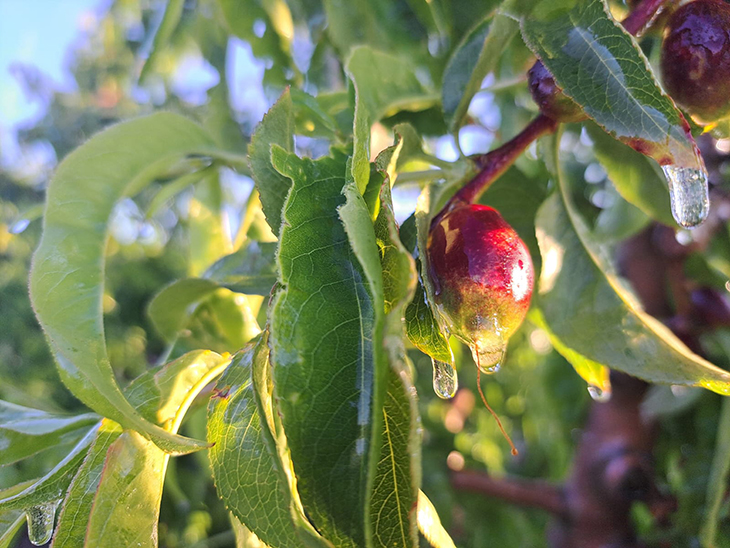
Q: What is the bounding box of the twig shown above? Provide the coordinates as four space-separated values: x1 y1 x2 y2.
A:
451 471 566 516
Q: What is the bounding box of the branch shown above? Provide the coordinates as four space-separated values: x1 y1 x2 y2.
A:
446 114 557 208
450 470 566 516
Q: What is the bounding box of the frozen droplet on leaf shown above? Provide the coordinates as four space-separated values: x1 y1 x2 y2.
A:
662 165 710 228
588 384 612 402
432 358 458 399
26 501 58 546
471 342 506 374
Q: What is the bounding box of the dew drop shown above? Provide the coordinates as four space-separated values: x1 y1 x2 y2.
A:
9 219 30 234
26 501 58 546
588 384 612 402
661 165 710 228
431 358 458 399
471 343 506 374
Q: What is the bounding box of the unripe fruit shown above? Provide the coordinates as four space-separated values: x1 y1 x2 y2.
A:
660 0 730 123
528 61 587 123
427 203 534 372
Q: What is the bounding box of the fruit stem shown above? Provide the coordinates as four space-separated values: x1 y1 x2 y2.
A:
477 368 519 456
622 0 670 36
448 114 557 208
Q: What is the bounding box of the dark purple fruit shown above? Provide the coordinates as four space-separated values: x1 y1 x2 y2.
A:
528 61 587 123
661 0 730 123
427 203 534 372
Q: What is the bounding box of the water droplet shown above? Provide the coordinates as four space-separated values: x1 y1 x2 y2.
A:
661 165 710 228
432 359 458 399
588 384 612 402
471 343 506 374
9 219 30 234
26 501 58 546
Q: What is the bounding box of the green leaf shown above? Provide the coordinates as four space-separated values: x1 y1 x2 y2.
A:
0 484 32 548
442 13 518 131
592 188 650 243
0 401 98 466
53 351 227 547
124 349 230 424
536 134 730 394
0 425 97 512
322 0 413 54
0 513 24 548
54 351 229 548
209 338 330 548
230 514 272 548
529 309 610 395
345 46 439 195
84 431 168 547
249 89 294 236
29 112 220 454
138 0 185 82
146 167 212 218
51 420 123 548
216 0 292 86
405 283 454 363
586 124 674 226
416 491 457 548
204 240 278 295
370 149 420 548
188 171 233 276
700 397 730 547
179 290 262 355
149 278 221 342
269 148 380 548
290 88 341 139
521 0 703 170
401 213 453 365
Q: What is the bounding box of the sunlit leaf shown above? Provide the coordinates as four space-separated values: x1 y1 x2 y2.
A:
529 309 610 395
0 513 24 548
51 420 123 548
0 426 97 512
0 401 98 466
55 351 227 547
29 112 222 454
536 134 730 394
417 491 457 548
52 350 228 547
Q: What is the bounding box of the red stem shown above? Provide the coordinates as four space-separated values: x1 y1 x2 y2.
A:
448 114 557 208
451 470 566 516
621 0 670 36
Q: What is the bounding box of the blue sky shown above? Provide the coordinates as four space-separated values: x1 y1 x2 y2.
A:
0 0 105 150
